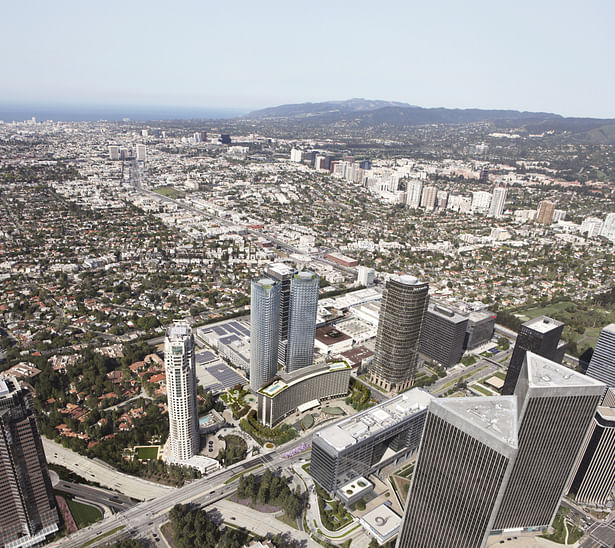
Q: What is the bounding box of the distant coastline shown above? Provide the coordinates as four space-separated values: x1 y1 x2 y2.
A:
0 103 247 123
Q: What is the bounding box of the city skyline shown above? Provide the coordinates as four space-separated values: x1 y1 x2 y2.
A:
1 1 614 118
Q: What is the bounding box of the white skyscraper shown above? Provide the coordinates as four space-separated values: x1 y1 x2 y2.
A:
164 323 199 461
290 148 303 162
472 191 492 214
357 266 375 286
420 186 437 210
136 143 147 162
406 179 423 209
287 271 319 372
581 217 604 239
489 187 507 218
600 213 615 242
250 278 280 391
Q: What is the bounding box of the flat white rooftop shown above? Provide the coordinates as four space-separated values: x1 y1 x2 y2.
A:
167 323 191 339
316 388 434 451
265 263 295 277
525 315 563 334
526 352 606 389
432 396 518 449
360 504 402 541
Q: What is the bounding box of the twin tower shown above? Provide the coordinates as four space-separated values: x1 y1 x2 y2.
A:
250 264 319 391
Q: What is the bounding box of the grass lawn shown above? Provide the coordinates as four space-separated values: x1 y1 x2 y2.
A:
135 445 159 460
493 371 507 380
66 498 102 529
540 507 584 544
470 383 495 396
153 186 179 198
322 406 344 416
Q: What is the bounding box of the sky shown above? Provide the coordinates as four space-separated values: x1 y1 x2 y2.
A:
2 0 614 118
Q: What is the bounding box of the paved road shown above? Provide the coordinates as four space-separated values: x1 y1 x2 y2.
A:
49 437 313 548
54 480 136 514
42 438 173 500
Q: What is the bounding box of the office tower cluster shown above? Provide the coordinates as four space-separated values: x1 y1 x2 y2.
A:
0 377 60 547
397 353 606 548
368 275 429 393
164 323 199 461
250 264 319 391
368 275 496 389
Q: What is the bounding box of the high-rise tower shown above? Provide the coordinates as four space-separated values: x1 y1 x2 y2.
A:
489 187 507 218
537 200 555 224
369 275 429 393
0 377 60 547
397 396 518 548
250 278 280 391
568 394 615 507
286 271 319 372
164 324 199 461
502 316 564 395
264 263 296 368
585 323 615 388
493 353 605 532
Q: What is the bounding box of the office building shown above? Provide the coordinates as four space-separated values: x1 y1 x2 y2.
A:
264 263 296 369
0 377 60 547
219 134 231 145
585 323 615 388
286 271 319 372
250 278 280 391
419 302 468 367
108 144 120 160
420 186 437 210
479 166 490 183
502 316 564 395
568 397 615 507
397 396 518 548
464 309 497 350
257 362 351 427
537 200 555 224
310 389 434 494
290 148 302 162
581 217 604 239
471 191 492 214
436 190 448 209
405 179 423 209
493 353 605 532
552 209 566 222
357 265 375 287
600 213 615 242
369 275 429 393
489 187 507 218
165 324 199 461
136 143 146 162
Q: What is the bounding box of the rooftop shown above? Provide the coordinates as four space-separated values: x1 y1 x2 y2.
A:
428 301 468 324
316 388 434 451
166 323 191 340
392 274 421 286
524 315 564 334
360 504 402 538
253 277 276 290
432 396 518 450
258 361 351 398
601 323 615 335
264 262 296 277
526 352 606 389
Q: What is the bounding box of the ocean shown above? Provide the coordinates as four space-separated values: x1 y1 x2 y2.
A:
0 103 248 123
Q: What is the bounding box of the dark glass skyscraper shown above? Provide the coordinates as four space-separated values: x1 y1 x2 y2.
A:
369 275 429 393
0 377 59 547
502 316 564 395
264 263 296 369
493 352 605 531
397 396 518 548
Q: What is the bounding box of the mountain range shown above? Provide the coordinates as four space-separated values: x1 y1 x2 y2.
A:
243 99 615 144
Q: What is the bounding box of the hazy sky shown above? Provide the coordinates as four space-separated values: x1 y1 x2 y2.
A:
2 0 614 117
